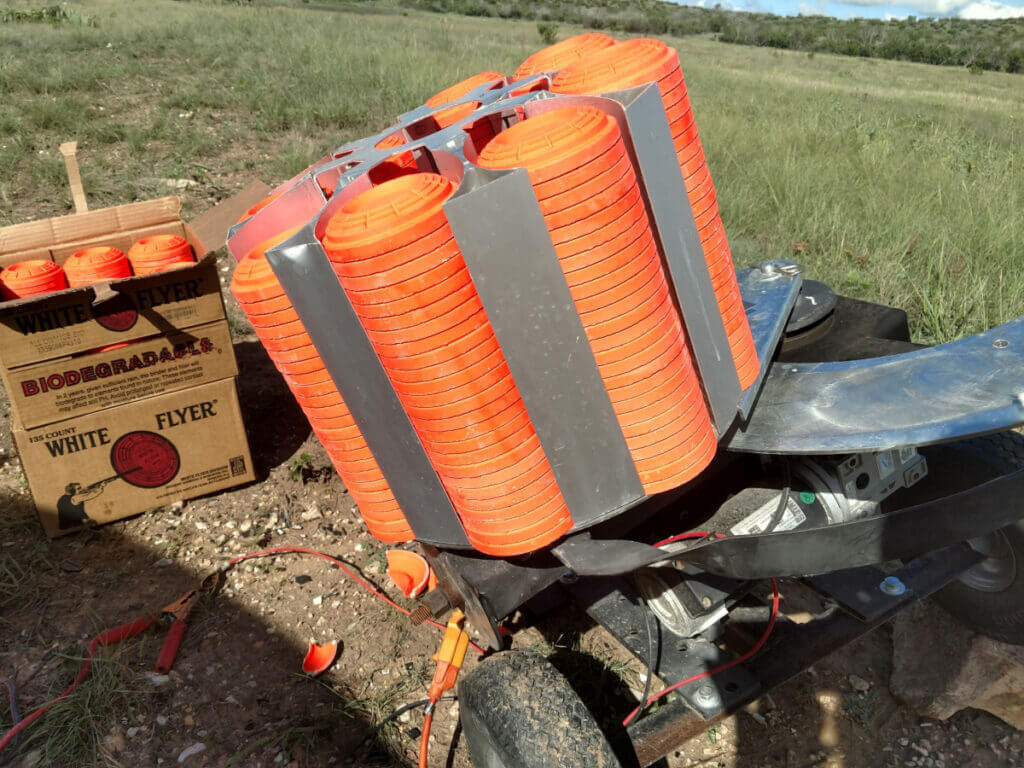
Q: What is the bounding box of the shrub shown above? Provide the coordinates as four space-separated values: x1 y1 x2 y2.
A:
537 21 558 45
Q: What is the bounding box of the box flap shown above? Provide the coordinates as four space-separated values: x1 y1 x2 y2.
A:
0 198 181 264
186 180 271 257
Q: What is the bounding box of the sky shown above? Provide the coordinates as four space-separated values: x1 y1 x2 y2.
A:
676 0 1024 19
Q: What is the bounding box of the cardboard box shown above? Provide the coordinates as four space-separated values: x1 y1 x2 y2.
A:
0 188 267 368
14 378 254 537
3 319 237 429
0 174 270 535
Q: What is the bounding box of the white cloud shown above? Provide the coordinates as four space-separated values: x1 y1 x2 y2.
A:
841 0 966 11
798 0 826 13
957 0 1024 16
676 0 1024 19
839 0 1024 18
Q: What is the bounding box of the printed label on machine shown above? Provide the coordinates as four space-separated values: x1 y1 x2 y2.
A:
730 494 807 535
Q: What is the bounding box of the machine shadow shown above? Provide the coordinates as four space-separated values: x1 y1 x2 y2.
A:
521 561 978 768
232 339 312 476
0 341 443 768
0 503 413 766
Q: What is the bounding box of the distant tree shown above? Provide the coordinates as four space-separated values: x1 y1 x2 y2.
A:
401 0 1023 77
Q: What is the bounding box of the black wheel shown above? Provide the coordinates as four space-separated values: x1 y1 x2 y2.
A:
458 650 622 768
913 432 1024 645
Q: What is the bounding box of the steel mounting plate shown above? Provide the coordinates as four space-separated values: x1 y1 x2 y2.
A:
727 316 1024 454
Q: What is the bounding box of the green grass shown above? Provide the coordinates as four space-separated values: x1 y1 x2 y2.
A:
1 0 1021 345
3 636 147 768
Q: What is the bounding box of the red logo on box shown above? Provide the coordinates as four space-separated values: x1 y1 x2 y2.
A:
93 295 139 332
110 431 180 488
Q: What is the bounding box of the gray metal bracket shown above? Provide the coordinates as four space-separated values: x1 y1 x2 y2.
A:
734 260 803 419
610 83 742 431
265 224 470 548
444 165 644 527
728 315 1024 454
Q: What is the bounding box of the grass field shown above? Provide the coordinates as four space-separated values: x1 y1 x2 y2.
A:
1 0 1022 344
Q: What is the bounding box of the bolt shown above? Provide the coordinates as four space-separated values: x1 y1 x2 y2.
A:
695 684 717 704
994 339 1010 349
880 576 907 596
701 596 713 609
559 570 579 585
759 260 800 279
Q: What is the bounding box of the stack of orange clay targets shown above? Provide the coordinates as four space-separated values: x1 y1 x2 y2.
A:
0 260 68 300
63 246 133 286
127 234 196 275
0 234 195 301
229 33 759 555
476 106 715 492
229 230 414 543
551 37 759 388
321 174 572 555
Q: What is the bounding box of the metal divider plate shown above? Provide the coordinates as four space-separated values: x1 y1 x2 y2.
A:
445 166 644 528
612 84 742 432
265 225 470 547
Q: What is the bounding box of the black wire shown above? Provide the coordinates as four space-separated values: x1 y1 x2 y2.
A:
0 676 20 764
766 459 792 533
635 595 658 724
350 695 458 756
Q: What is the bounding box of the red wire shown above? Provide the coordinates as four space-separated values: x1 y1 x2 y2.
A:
652 531 719 547
623 577 779 726
0 617 154 753
226 547 486 655
0 547 484 758
621 532 780 727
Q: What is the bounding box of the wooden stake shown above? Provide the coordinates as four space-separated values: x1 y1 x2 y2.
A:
59 141 89 214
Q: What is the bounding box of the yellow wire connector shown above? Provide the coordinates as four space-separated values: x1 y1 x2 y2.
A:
428 609 470 703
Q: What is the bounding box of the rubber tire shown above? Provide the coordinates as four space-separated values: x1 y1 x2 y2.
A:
458 650 622 768
921 432 1024 645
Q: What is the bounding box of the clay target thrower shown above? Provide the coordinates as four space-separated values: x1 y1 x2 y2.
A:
225 41 768 558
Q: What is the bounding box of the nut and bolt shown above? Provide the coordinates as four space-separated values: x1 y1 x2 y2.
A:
695 684 718 704
760 260 801 279
993 339 1010 349
879 576 907 596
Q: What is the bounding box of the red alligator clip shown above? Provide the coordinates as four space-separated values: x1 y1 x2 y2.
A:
155 571 219 674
